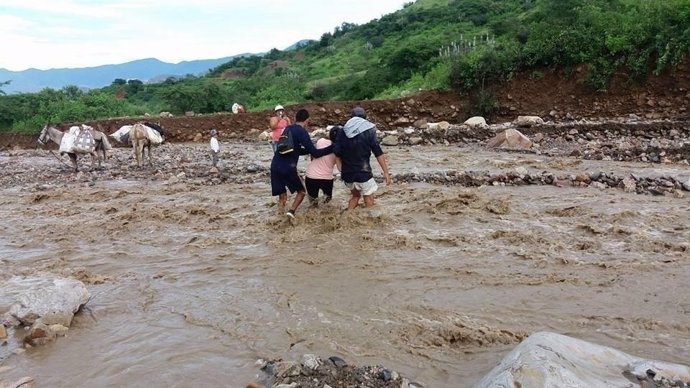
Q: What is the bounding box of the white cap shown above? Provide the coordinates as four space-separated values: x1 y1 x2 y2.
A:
274 105 284 111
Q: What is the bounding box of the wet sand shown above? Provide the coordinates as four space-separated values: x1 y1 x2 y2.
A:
1 142 689 387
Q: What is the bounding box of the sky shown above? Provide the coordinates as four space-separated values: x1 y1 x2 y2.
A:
0 0 406 71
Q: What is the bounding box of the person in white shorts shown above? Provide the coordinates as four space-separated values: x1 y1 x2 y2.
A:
334 107 391 210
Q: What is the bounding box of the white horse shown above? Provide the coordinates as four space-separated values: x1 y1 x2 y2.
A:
37 124 111 172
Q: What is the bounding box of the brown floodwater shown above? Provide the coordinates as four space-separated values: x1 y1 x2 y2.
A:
1 142 689 387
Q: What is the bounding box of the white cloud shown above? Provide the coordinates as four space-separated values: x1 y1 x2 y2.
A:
0 0 406 71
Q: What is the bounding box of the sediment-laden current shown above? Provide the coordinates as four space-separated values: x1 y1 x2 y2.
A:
1 142 689 387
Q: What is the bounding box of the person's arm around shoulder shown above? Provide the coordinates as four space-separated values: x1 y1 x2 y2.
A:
296 126 332 158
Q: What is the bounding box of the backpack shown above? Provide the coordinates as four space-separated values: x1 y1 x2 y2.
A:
276 126 295 155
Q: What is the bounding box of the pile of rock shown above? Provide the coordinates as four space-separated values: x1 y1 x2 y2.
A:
247 332 690 388
250 114 690 165
392 169 688 197
248 354 421 388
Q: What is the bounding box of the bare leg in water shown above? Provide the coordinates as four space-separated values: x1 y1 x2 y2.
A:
278 193 287 213
289 191 306 213
347 189 361 210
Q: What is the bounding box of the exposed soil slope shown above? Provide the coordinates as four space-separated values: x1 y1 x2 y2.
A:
2 61 689 149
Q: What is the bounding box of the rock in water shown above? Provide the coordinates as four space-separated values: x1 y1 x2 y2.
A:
1 276 90 326
486 129 533 150
476 332 690 388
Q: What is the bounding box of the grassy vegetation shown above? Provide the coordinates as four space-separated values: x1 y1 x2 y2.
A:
1 0 689 133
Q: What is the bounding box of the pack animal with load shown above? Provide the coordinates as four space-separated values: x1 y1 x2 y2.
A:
37 124 112 172
110 122 165 167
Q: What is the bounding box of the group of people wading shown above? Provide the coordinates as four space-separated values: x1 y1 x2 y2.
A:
268 105 391 221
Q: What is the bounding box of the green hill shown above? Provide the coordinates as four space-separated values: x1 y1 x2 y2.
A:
2 0 690 133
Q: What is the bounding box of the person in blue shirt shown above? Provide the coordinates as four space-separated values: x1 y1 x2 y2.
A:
334 107 391 211
270 109 333 221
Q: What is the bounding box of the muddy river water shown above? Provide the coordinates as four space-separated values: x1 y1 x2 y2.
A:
1 142 689 387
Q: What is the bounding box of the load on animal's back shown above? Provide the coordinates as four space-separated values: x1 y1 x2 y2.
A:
110 121 165 145
110 121 165 167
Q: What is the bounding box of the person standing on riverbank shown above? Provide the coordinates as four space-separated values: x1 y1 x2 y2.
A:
270 109 333 221
209 128 220 167
334 107 391 210
269 105 290 152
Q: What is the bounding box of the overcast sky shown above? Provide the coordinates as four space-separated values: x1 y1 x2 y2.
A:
0 0 406 71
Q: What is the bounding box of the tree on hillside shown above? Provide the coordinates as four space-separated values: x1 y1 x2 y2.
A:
0 80 10 95
61 85 83 99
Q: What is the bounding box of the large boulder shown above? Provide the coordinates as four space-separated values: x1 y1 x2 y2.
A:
486 128 533 150
476 332 690 388
1 276 90 326
515 115 544 127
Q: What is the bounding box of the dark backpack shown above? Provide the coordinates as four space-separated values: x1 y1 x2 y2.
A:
276 126 295 155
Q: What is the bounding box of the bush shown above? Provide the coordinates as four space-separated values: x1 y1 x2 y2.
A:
471 89 498 117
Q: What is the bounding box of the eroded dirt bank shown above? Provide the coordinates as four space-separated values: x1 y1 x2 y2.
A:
0 138 689 387
2 59 690 149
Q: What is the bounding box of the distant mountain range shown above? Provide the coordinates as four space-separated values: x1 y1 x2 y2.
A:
0 40 313 94
0 56 244 94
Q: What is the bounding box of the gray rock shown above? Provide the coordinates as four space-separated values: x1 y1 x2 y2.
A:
382 136 399 146
514 167 528 177
486 129 533 150
380 369 392 381
409 137 424 146
683 178 690 191
515 116 544 127
476 332 690 388
26 321 56 346
1 276 90 326
413 119 428 129
464 117 486 128
328 356 347 368
301 354 321 370
590 182 608 190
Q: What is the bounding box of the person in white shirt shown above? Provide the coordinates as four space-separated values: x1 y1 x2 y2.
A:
209 128 220 167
